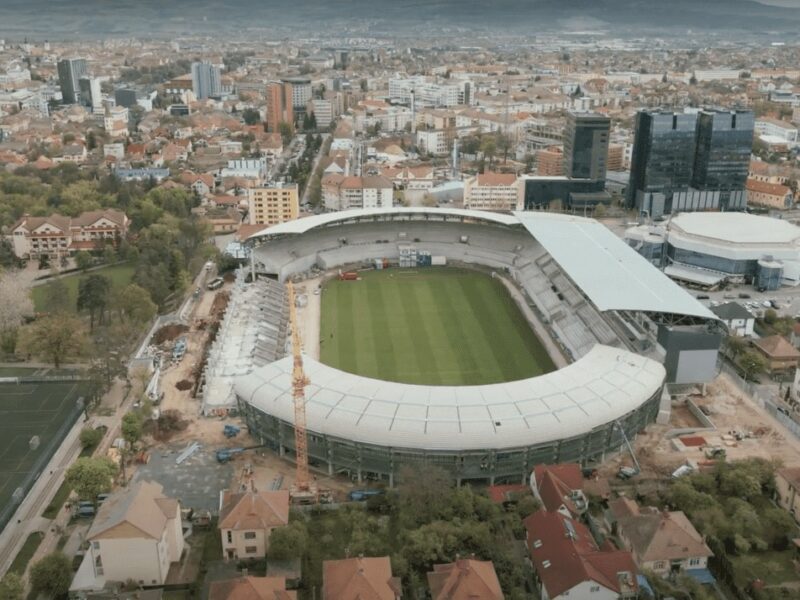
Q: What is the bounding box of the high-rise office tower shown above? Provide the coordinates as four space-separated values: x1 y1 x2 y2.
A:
627 108 754 217
563 112 610 181
57 58 87 104
78 76 102 111
626 110 699 216
191 61 221 100
691 108 754 199
266 81 294 132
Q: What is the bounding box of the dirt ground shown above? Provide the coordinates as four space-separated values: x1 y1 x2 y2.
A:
294 275 323 360
601 372 800 480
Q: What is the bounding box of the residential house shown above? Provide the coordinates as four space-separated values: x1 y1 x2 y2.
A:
530 463 588 519
181 172 215 197
380 166 435 192
608 497 713 580
710 302 755 337
247 183 299 226
55 143 87 164
70 481 184 595
103 142 125 160
322 556 401 600
751 335 800 375
9 209 129 259
322 175 393 211
427 559 504 600
775 467 800 521
219 489 290 560
209 576 296 600
463 172 521 211
524 510 639 600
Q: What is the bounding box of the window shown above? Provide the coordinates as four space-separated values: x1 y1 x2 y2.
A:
689 558 701 566
533 539 542 549
654 561 665 570
92 541 100 550
226 531 232 543
245 546 258 554
590 586 600 593
244 531 256 539
542 560 551 569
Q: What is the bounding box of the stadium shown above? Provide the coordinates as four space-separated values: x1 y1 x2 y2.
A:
203 208 720 485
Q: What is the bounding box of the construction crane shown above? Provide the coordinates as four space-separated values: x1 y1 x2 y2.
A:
286 282 318 504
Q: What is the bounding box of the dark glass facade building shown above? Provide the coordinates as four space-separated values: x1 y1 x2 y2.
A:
563 112 610 181
626 108 754 216
57 58 87 105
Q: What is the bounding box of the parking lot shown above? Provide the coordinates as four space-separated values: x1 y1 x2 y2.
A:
691 284 800 319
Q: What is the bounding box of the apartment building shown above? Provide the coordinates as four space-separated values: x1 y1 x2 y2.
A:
755 117 799 145
322 175 393 211
247 183 299 226
463 172 521 211
9 209 129 260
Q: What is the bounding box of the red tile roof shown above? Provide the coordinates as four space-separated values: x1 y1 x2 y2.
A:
524 510 638 598
427 559 504 600
532 464 584 516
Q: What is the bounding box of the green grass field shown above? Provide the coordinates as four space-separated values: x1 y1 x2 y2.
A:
0 381 86 525
320 267 555 385
31 263 135 313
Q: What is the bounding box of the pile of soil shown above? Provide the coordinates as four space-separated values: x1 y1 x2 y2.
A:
147 409 189 442
152 324 189 345
210 291 230 317
175 379 193 391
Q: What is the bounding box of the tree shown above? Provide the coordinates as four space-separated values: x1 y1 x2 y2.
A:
17 314 88 368
397 465 455 527
77 274 111 331
121 411 144 447
111 283 157 324
738 349 767 381
480 137 497 169
0 272 34 336
30 552 72 598
74 250 93 272
65 457 117 502
79 427 103 449
764 308 778 325
38 278 70 314
242 108 261 126
0 572 24 600
725 335 747 359
269 520 308 560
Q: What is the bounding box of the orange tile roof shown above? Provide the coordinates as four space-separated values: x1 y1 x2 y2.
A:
219 490 290 531
323 556 400 600
428 559 503 600
476 172 517 187
209 576 296 600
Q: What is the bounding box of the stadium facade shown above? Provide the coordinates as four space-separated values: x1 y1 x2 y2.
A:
206 208 720 484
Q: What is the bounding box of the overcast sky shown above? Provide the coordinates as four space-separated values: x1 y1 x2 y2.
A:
758 0 800 6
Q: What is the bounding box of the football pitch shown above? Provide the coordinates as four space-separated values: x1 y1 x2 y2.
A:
320 267 556 385
0 379 85 522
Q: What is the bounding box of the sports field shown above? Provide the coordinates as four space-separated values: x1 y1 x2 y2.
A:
320 267 556 385
0 379 85 524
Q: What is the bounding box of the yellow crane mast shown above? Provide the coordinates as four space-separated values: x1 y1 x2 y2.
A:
286 281 317 503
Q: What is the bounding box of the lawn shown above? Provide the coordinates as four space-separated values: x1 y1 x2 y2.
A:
730 550 799 587
320 267 555 385
31 263 135 313
8 531 44 574
0 381 87 528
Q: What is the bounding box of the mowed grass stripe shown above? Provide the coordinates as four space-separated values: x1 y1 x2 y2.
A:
427 276 491 385
320 268 555 385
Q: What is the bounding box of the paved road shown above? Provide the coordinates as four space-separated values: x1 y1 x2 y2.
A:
301 134 330 207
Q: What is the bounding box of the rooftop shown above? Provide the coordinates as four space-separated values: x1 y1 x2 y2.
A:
670 212 800 246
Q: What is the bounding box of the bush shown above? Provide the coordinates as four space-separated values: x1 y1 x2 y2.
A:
79 427 103 449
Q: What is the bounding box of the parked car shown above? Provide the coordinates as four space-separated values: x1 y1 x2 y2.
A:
207 277 224 291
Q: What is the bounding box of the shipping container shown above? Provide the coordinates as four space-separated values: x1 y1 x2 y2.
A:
432 256 447 266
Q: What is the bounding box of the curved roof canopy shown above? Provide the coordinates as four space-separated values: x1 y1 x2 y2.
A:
235 345 665 452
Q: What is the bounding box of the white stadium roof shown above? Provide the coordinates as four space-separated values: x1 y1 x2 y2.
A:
247 207 519 239
514 212 716 319
235 345 665 452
